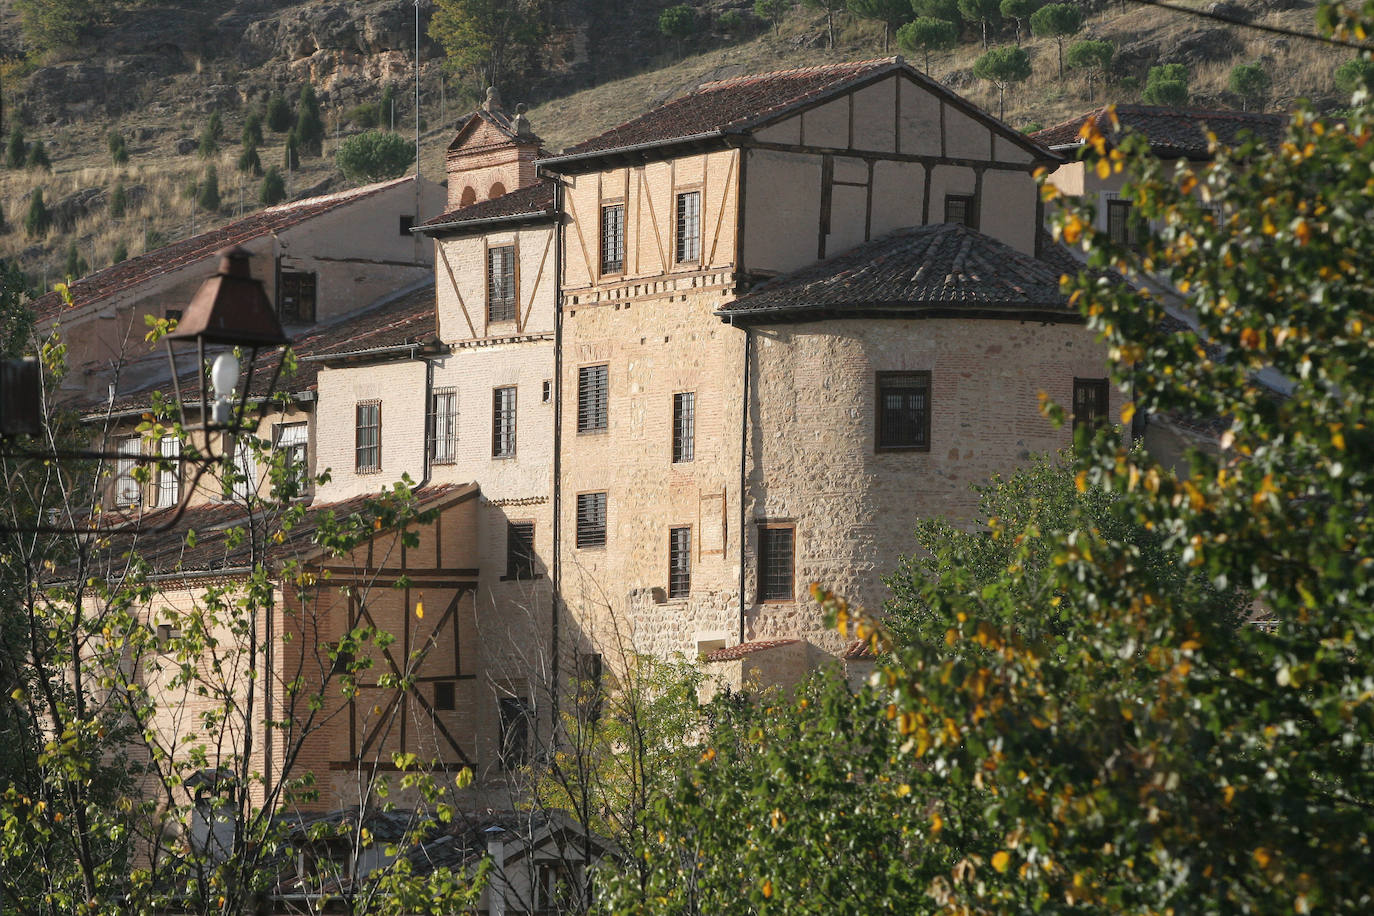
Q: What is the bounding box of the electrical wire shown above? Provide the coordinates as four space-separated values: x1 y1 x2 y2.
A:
1120 0 1373 53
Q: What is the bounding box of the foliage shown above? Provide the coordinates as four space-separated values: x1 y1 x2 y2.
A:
380 82 397 129
803 0 848 49
111 239 127 264
1334 56 1374 93
196 165 220 211
13 0 95 52
659 4 698 50
912 0 962 28
349 102 382 129
24 187 49 238
718 8 744 33
999 0 1038 43
107 130 128 165
296 83 324 157
1143 62 1188 105
62 240 86 279
429 0 549 89
958 0 1000 49
848 0 914 51
206 109 223 140
335 130 416 183
26 139 49 171
283 129 300 171
972 45 1030 118
897 16 959 73
1065 38 1113 102
1228 61 1271 110
265 92 293 133
242 110 263 148
755 0 788 33
259 166 286 206
236 142 262 176
5 126 24 170
197 123 218 158
109 181 127 219
1029 2 1083 78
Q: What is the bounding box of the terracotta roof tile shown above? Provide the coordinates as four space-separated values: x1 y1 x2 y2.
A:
418 180 556 230
702 638 801 662
1032 105 1287 158
842 639 877 661
32 177 416 323
719 224 1075 321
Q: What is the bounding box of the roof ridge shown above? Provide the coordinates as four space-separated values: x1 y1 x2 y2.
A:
695 56 898 91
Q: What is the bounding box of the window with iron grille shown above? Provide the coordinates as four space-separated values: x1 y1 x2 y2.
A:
498 695 532 768
944 194 975 228
757 524 795 602
492 386 517 458
578 365 608 433
433 681 455 712
576 652 603 723
229 445 258 501
156 436 180 508
279 270 317 323
115 436 141 506
1107 200 1143 247
355 401 381 472
576 492 607 549
1073 378 1110 434
672 391 695 463
675 191 701 263
506 521 536 580
273 422 309 496
875 371 931 451
601 203 625 274
487 245 516 322
668 527 691 599
429 387 458 464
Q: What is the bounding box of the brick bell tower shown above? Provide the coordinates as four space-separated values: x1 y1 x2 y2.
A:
443 87 543 211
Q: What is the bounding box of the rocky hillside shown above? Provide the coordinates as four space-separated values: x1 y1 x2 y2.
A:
0 0 1355 289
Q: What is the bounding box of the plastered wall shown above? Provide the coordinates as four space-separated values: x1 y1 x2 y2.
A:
741 316 1114 652
434 226 556 342
315 359 427 500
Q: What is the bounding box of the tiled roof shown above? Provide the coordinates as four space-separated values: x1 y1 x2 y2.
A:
1032 105 1288 158
842 639 877 661
719 224 1075 322
96 282 436 413
96 482 474 577
32 177 416 323
553 58 1053 164
418 180 556 230
702 638 801 662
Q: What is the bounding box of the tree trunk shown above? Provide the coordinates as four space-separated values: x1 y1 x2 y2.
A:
1057 37 1064 80
982 20 989 50
998 84 1005 120
827 8 835 49
924 49 931 74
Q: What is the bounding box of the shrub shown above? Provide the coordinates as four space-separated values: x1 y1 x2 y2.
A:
197 127 217 158
242 111 264 148
207 110 223 140
1228 61 1271 111
111 239 128 264
284 129 300 171
196 166 220 212
1143 62 1188 106
348 103 381 129
336 130 416 182
109 182 127 219
108 130 129 165
63 241 87 280
5 127 25 169
296 83 324 156
718 8 744 33
26 140 50 171
266 93 293 132
237 143 263 176
897 17 960 74
260 167 286 206
1334 57 1374 94
25 188 50 238
659 4 697 47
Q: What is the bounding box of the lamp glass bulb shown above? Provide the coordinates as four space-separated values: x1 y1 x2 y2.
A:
210 352 240 399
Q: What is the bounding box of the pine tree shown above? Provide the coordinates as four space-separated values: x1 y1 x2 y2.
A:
242 111 263 149
266 93 293 132
283 130 300 171
4 127 23 170
109 181 127 219
237 143 263 176
108 130 129 165
296 83 324 157
111 239 128 264
26 139 49 171
260 167 286 206
63 241 87 279
24 189 50 238
197 166 221 212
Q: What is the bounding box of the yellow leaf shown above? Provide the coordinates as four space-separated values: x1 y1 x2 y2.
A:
415 596 424 619
1223 785 1235 806
761 879 773 899
931 812 943 834
1095 158 1111 180
992 850 1011 873
1254 847 1272 869
1075 471 1088 493
1120 403 1136 426
897 783 911 797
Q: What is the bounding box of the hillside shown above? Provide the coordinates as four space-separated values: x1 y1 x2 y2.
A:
0 0 1355 292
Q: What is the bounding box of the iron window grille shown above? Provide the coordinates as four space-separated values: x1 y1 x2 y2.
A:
578 365 608 433
675 191 701 263
944 194 976 228
115 435 141 506
355 401 381 473
1107 200 1144 248
875 371 931 451
429 387 458 464
279 270 316 323
229 445 257 501
601 203 625 274
672 391 695 463
669 527 691 599
273 422 309 495
758 524 795 602
1073 378 1111 434
506 521 536 580
156 436 180 508
492 386 517 458
576 492 607 549
487 245 516 322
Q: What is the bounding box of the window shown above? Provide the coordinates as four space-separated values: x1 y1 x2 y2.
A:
944 194 976 227
875 371 932 451
576 492 607 549
429 387 458 465
506 521 536 580
115 435 141 506
279 270 316 323
230 445 257 501
399 215 414 235
273 422 309 495
433 681 455 712
355 401 381 473
675 191 700 263
487 245 516 322
672 392 695 463
758 524 795 602
156 436 180 508
163 308 182 324
576 652 603 724
492 386 517 458
577 365 608 433
498 695 532 768
1073 378 1111 434
542 379 552 403
535 863 581 913
668 527 691 599
601 203 625 274
1107 199 1143 247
